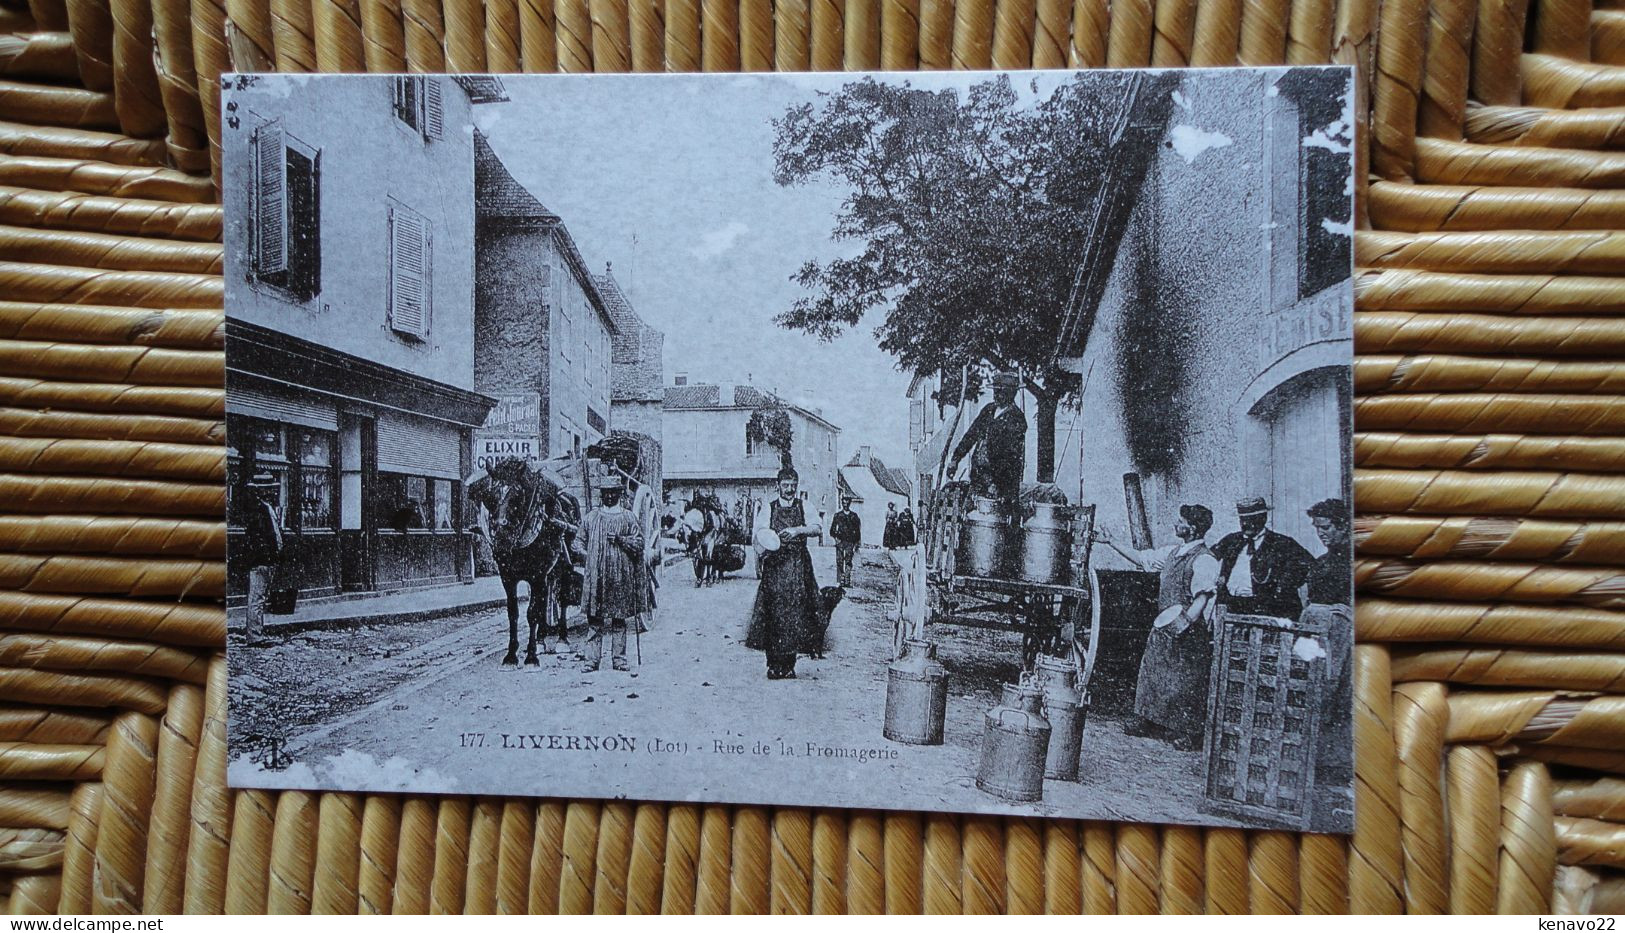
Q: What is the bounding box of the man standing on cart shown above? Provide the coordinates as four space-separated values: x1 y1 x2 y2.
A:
948 371 1027 505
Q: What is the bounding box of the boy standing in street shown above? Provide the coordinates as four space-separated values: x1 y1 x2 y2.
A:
580 476 648 673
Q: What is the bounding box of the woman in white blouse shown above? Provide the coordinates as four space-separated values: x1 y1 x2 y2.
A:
1096 504 1220 751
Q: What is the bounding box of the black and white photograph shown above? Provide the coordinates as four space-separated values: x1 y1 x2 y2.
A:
223 66 1355 832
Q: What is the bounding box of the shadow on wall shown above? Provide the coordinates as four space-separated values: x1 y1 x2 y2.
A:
1111 194 1194 479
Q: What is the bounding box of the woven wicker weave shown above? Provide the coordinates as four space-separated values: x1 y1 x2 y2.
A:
0 0 1623 915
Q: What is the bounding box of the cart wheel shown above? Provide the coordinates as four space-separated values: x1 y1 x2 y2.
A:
1070 566 1103 689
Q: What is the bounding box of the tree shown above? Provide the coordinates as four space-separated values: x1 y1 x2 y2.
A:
771 72 1178 482
746 399 795 468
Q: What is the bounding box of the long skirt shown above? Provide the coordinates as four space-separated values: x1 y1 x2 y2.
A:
746 547 819 659
1133 619 1212 737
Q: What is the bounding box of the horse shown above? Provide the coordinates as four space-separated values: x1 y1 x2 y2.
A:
678 500 731 586
467 457 581 667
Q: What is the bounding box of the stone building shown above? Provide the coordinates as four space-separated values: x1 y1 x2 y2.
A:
223 75 505 602
662 379 841 533
472 131 617 470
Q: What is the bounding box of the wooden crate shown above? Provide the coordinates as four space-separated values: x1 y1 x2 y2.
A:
1202 609 1330 831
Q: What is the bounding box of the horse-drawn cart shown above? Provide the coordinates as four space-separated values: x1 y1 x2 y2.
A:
895 482 1103 687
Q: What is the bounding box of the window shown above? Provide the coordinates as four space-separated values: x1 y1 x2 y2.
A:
295 428 335 529
392 76 444 141
388 204 432 340
431 479 453 529
251 119 321 302
226 416 337 531
375 473 456 532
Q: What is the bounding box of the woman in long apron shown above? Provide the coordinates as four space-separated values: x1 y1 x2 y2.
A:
1098 504 1221 751
745 467 822 679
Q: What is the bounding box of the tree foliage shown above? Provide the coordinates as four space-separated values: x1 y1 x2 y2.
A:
746 401 795 468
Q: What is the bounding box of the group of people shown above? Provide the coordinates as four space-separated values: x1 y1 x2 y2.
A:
1096 495 1352 771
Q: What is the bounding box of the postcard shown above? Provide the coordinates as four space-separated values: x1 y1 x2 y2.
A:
223 67 1355 832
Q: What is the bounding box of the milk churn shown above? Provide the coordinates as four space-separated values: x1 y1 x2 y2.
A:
1035 655 1087 782
1017 503 1075 585
957 497 1016 578
883 639 949 745
975 679 1052 802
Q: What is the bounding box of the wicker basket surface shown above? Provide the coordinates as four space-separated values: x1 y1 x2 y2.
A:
0 0 1623 915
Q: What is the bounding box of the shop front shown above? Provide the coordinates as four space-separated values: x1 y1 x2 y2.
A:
226 320 495 605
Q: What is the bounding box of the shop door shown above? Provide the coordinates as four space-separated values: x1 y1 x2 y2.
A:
340 413 377 592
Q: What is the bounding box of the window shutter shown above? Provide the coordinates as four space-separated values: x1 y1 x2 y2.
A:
424 78 443 140
389 207 430 338
255 120 288 276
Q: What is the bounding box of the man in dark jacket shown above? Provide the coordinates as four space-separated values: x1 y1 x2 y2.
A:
829 496 861 586
241 472 284 645
949 371 1027 503
1210 496 1315 620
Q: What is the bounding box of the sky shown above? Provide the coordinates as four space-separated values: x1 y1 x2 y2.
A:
473 72 1081 471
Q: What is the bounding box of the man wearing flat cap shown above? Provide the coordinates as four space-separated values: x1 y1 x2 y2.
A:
949 372 1027 503
1210 496 1315 620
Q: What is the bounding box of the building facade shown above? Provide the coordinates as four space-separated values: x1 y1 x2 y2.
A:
472 132 616 471
910 70 1352 564
223 75 504 602
840 445 913 547
598 265 665 487
662 380 841 532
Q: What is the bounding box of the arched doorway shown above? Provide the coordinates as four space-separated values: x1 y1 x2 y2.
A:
1248 365 1351 548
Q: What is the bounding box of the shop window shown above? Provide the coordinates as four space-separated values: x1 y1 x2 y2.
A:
294 428 336 529
251 119 321 302
388 203 432 340
431 479 453 529
226 415 289 528
392 76 443 141
376 472 458 533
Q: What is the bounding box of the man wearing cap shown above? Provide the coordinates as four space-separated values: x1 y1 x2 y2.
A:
1211 497 1316 620
829 496 861 587
240 473 284 645
579 476 648 673
949 372 1028 503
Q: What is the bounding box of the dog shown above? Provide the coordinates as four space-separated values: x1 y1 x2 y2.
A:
806 585 845 659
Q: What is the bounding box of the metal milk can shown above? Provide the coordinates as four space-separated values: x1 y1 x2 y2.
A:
957 496 1016 578
883 639 949 745
1035 655 1087 782
975 679 1052 802
1017 503 1074 585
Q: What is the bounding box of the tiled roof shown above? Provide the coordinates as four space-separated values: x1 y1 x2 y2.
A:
837 473 861 501
870 457 911 497
886 467 913 496
453 76 508 103
664 384 721 409
473 131 558 222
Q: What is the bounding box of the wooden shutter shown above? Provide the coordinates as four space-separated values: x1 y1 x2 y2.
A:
255 120 288 275
389 206 430 338
424 77 443 140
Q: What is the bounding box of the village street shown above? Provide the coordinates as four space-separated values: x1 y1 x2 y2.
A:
230 544 1254 827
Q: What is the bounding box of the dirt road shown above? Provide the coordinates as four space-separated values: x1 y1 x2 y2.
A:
230 545 1342 828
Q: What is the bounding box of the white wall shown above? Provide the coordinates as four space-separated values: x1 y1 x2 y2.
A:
223 75 479 391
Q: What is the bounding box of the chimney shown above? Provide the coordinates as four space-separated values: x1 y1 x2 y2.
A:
674 372 688 386
857 445 872 464
718 382 735 405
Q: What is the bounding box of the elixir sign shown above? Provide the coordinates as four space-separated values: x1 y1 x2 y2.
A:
475 435 540 471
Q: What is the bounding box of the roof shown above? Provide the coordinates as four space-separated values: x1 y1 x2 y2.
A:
663 384 721 409
662 383 840 431
453 76 508 104
837 473 862 501
474 131 559 222
844 448 912 497
473 131 616 335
